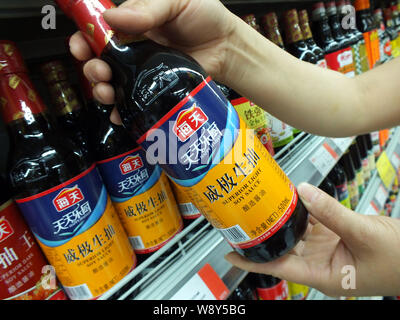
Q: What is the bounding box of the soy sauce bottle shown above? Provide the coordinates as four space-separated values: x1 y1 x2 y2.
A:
350 140 366 196
356 135 371 185
319 176 339 200
339 150 360 210
57 0 309 263
328 163 351 209
326 1 352 49
0 40 135 300
74 61 183 262
249 273 289 300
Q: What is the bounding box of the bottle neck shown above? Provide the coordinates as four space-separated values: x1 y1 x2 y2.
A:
7 113 52 145
64 0 144 57
265 26 285 48
0 73 46 128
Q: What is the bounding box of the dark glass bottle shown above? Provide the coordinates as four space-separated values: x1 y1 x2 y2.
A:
282 9 317 63
363 133 376 172
249 272 289 300
328 164 351 209
354 0 381 68
374 8 393 61
0 40 135 300
58 0 309 263
350 140 366 196
325 1 352 48
74 61 183 262
298 9 327 68
311 2 341 54
383 7 399 41
319 176 339 200
356 135 371 185
228 276 257 300
336 0 359 45
40 60 91 162
261 12 295 152
339 150 360 210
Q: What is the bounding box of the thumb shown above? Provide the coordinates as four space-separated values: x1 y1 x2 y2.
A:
297 182 366 246
103 0 189 35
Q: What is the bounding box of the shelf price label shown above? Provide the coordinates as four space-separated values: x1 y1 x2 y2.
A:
170 263 229 300
390 152 400 171
365 201 380 216
331 137 353 153
374 184 389 210
309 142 339 177
376 151 396 189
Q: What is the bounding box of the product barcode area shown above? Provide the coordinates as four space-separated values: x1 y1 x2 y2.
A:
64 283 92 300
219 225 250 244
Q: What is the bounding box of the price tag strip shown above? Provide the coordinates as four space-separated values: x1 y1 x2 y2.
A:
390 151 400 171
330 137 354 153
365 201 380 216
170 263 229 300
309 142 339 178
373 183 389 211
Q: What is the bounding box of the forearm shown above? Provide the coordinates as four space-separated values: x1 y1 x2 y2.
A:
223 16 400 137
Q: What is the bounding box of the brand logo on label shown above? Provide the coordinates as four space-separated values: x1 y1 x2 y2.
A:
0 218 14 243
173 104 209 142
119 155 144 175
53 185 84 212
317 59 328 69
337 50 353 67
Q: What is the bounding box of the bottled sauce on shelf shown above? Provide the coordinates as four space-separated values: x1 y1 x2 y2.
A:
282 9 317 64
319 176 339 200
354 0 380 69
311 2 355 77
363 133 376 172
383 6 400 57
370 130 381 157
326 1 352 49
228 276 257 300
237 14 275 156
328 163 351 209
57 0 309 263
340 0 370 75
339 150 360 210
350 140 366 196
74 61 183 259
283 9 316 136
261 12 295 152
0 40 136 300
250 273 289 300
40 60 91 161
298 9 328 68
356 135 371 185
287 281 309 300
0 176 67 300
373 8 393 62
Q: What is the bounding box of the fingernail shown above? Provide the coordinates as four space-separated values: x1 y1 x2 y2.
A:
297 183 321 205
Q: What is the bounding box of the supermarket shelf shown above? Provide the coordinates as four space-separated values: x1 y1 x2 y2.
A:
390 193 400 219
97 133 355 300
355 127 400 216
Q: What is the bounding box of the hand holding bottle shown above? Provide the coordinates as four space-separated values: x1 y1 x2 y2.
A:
225 182 400 297
69 0 239 110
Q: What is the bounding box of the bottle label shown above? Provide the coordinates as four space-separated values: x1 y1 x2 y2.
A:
356 169 365 195
347 179 359 210
256 280 289 300
368 151 376 172
335 183 351 209
288 282 309 300
137 77 298 249
48 81 82 115
15 165 135 300
362 157 371 183
230 97 274 155
353 42 370 75
97 148 183 254
369 30 381 67
169 179 202 220
325 48 355 78
0 200 67 300
269 114 294 148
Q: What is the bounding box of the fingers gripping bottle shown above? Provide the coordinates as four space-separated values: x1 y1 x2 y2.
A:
57 0 309 263
0 41 136 300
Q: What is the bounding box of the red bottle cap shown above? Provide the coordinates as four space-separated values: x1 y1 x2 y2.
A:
325 1 336 8
354 0 370 11
0 41 27 76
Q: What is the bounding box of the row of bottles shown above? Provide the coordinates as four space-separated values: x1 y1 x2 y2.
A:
228 273 309 300
320 134 376 210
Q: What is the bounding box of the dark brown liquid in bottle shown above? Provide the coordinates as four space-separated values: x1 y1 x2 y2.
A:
59 0 308 263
